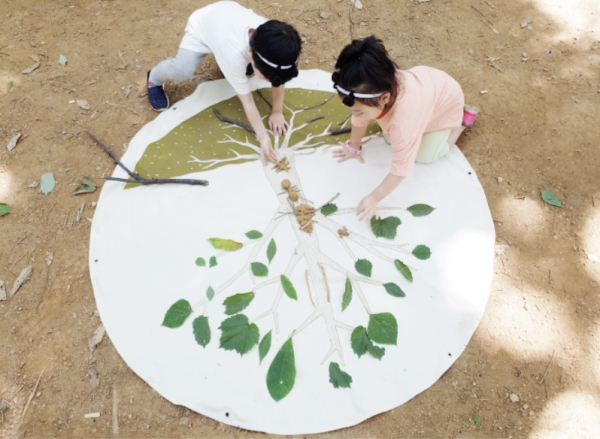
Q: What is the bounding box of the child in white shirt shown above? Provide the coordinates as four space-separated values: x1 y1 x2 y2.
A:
147 1 301 163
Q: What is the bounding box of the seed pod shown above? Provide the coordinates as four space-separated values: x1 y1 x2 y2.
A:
288 190 299 202
281 179 291 189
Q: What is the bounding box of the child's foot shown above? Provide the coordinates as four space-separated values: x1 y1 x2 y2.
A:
462 105 479 128
147 71 169 112
245 63 254 77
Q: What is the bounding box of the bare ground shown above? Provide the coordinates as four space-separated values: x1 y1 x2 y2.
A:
1 0 600 438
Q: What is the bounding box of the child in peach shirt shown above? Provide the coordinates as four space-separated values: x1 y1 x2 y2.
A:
331 36 478 221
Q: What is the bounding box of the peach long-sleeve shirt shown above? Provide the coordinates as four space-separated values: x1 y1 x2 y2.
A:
352 66 465 177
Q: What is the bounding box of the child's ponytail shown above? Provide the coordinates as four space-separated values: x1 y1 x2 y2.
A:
332 36 400 108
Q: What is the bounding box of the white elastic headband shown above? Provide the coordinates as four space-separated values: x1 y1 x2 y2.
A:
255 51 296 70
335 84 383 99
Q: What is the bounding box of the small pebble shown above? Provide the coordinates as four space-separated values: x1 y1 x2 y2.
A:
510 393 520 402
319 12 330 19
180 416 189 426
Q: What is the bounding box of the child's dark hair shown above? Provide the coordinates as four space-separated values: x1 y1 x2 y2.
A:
251 20 302 87
332 36 399 108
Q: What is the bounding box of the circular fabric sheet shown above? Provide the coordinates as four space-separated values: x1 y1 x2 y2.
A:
89 70 495 435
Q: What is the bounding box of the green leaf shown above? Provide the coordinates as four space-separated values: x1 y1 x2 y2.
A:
195 257 206 267
407 204 435 217
7 81 13 92
267 238 277 264
251 262 268 277
320 203 338 216
350 326 370 358
245 230 263 239
412 245 431 260
192 316 211 347
367 343 386 360
280 275 298 300
223 292 254 315
40 173 55 195
370 215 401 239
208 238 243 251
162 299 193 328
473 416 481 425
367 313 398 345
541 190 562 207
0 203 11 217
218 314 259 355
394 259 413 283
59 54 67 66
206 286 214 301
342 277 352 311
355 258 372 277
266 338 296 402
73 176 96 195
351 326 385 360
383 282 405 297
329 362 352 389
259 330 272 364
209 256 217 268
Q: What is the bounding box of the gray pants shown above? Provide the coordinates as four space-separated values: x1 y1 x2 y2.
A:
149 48 206 86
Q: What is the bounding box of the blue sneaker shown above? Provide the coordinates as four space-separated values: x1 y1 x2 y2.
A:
147 71 169 112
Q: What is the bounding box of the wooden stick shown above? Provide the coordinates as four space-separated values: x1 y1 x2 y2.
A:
23 369 44 417
539 349 556 384
212 109 255 134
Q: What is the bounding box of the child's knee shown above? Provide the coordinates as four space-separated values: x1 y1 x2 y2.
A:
415 130 451 164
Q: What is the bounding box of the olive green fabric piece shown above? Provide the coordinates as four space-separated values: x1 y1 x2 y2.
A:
127 88 379 188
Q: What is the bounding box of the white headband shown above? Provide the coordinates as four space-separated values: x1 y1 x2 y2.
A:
255 51 296 70
335 84 383 98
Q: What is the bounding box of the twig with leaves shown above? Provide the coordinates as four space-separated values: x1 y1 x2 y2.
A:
84 130 208 186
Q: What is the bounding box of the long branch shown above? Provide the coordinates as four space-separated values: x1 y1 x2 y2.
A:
213 109 255 135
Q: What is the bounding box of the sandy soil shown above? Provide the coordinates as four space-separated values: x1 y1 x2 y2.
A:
1 0 600 438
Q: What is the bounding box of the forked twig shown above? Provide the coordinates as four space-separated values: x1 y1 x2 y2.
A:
84 130 208 186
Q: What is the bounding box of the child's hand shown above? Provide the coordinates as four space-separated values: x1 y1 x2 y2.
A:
332 142 365 164
268 112 289 136
259 134 277 165
357 194 379 222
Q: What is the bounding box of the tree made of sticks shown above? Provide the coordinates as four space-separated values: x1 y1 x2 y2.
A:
132 87 435 402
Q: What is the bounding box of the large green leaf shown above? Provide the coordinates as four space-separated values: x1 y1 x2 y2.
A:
266 338 296 402
341 277 352 311
245 230 263 239
251 262 268 277
195 257 206 267
394 259 413 283
192 316 211 347
259 330 272 364
370 215 401 239
0 203 11 217
412 245 431 260
407 204 435 217
208 238 243 251
267 238 277 264
320 203 338 216
383 282 405 297
367 313 398 345
209 256 218 268
162 299 193 328
280 275 298 300
329 362 352 389
218 314 259 355
355 259 372 277
223 292 254 315
541 190 562 207
206 286 215 301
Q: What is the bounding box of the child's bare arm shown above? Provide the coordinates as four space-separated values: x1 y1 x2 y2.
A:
269 85 289 136
357 173 405 221
237 93 277 164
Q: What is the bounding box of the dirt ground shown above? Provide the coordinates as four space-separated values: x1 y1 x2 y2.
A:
1 0 600 437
